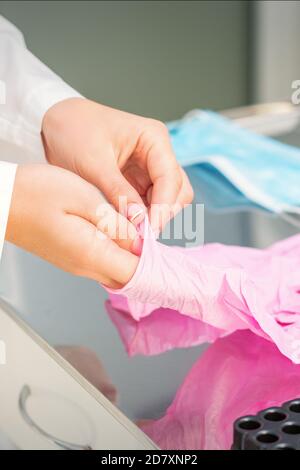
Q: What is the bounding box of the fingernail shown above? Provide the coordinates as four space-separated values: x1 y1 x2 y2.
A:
127 203 145 226
131 235 143 256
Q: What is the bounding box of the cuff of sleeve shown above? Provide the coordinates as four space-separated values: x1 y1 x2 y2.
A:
0 161 17 260
19 81 83 160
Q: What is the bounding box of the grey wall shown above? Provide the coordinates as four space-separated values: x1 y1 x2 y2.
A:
253 0 300 103
0 1 252 420
0 0 251 119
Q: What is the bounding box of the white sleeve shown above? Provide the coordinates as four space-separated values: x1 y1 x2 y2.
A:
0 15 81 260
0 15 82 160
0 161 17 259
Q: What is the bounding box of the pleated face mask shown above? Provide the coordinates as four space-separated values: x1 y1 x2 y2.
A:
168 110 300 217
185 163 266 213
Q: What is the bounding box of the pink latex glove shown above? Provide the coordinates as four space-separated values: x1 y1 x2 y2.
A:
106 218 300 363
140 330 300 450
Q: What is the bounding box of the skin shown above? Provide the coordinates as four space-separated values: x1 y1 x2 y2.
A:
6 164 139 289
6 99 193 288
41 98 194 233
4 100 194 392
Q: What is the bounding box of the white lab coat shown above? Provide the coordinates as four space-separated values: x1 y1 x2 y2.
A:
0 15 81 260
0 17 84 446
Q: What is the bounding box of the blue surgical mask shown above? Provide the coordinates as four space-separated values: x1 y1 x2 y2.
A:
185 163 266 213
168 111 300 217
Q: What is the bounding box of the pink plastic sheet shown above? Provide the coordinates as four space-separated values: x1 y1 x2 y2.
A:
139 331 300 450
107 219 300 362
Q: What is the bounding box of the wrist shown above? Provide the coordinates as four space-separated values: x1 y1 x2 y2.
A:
41 97 86 163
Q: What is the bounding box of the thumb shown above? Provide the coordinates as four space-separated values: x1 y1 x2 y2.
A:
85 149 145 224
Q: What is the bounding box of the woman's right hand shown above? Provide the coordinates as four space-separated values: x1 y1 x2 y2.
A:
5 164 140 288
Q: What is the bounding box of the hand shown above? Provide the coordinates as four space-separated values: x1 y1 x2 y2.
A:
6 164 139 288
42 98 194 233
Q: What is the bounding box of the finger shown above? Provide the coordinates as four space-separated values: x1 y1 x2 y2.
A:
127 203 145 226
146 185 153 205
84 222 140 287
83 147 146 224
148 162 182 233
164 169 194 222
60 214 139 288
148 169 194 235
95 201 143 255
176 168 194 208
141 121 183 231
66 183 142 255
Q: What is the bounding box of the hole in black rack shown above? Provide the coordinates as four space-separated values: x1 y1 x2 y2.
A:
274 444 296 450
289 401 300 413
264 410 287 422
256 432 279 444
238 418 261 431
282 423 300 435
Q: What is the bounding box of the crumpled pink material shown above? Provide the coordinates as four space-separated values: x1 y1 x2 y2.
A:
139 330 300 450
107 218 300 362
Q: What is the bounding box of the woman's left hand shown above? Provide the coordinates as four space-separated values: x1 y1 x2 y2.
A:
42 98 193 234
